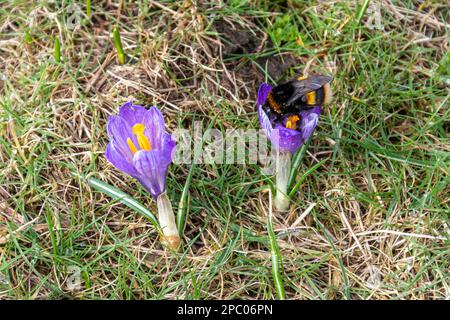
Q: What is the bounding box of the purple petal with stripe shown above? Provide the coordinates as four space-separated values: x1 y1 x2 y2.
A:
299 106 321 143
142 106 166 150
105 142 138 177
118 101 148 126
107 115 136 163
133 150 170 199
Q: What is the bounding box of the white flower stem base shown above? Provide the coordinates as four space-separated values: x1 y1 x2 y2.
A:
274 151 291 212
157 192 180 250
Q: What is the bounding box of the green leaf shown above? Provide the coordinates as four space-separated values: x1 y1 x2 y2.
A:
355 0 371 24
112 27 126 65
287 139 311 190
176 163 195 236
267 212 285 300
289 159 327 198
54 36 61 63
24 30 33 44
437 52 450 84
86 0 91 17
270 13 299 47
88 178 160 232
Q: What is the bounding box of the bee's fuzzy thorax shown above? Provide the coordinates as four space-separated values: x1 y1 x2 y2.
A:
267 91 282 113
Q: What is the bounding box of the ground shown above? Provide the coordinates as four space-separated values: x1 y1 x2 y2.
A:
0 0 449 299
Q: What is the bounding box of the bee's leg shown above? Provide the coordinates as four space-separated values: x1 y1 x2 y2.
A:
264 104 282 123
272 111 282 123
296 118 302 131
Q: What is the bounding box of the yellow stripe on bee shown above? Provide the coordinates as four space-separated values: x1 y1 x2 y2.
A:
286 115 300 129
297 75 308 80
306 91 316 105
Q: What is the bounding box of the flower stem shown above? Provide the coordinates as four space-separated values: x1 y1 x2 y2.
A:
157 192 180 250
274 151 291 212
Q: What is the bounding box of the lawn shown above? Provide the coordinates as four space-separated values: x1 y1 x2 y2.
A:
0 0 449 299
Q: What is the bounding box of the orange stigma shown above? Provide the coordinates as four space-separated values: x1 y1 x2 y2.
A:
286 115 300 129
127 123 152 154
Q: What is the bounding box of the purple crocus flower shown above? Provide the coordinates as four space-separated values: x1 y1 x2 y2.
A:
105 101 176 199
257 83 321 154
257 82 324 212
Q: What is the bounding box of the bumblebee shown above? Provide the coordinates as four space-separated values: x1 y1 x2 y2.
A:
263 75 333 129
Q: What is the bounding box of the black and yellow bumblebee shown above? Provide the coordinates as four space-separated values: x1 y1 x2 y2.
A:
263 74 333 129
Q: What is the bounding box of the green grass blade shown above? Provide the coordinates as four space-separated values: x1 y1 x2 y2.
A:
267 212 285 300
112 27 125 65
24 30 32 44
211 230 240 274
45 210 58 256
287 139 311 190
288 159 327 198
176 163 195 237
86 0 91 17
355 0 371 24
54 36 61 63
313 214 350 299
87 178 160 231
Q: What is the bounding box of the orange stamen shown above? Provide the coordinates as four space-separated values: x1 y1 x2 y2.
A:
132 123 152 151
286 115 300 129
127 123 152 154
127 138 138 154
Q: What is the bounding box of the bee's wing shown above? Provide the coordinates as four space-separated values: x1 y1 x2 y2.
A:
287 75 332 105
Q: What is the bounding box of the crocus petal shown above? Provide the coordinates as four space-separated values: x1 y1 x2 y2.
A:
257 83 272 107
118 101 148 126
273 126 304 154
258 104 273 140
133 150 171 199
105 142 138 177
257 83 275 141
107 115 137 162
160 133 177 162
143 106 166 150
299 106 321 143
257 96 305 153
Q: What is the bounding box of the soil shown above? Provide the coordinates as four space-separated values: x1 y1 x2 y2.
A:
213 19 299 82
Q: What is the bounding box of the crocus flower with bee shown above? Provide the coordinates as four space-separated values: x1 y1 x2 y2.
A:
257 75 332 211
